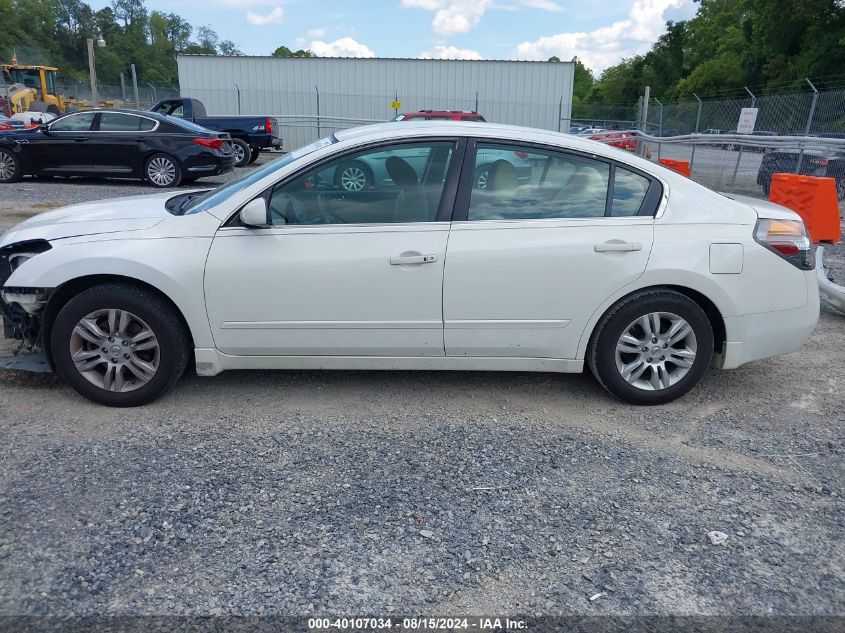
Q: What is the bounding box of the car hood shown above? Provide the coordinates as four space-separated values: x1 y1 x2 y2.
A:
0 192 181 247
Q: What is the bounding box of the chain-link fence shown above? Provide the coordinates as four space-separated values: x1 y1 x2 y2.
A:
56 80 180 110
585 131 845 202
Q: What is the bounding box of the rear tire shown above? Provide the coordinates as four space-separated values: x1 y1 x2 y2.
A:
0 148 23 183
588 289 714 405
145 153 182 188
51 284 190 407
231 138 251 168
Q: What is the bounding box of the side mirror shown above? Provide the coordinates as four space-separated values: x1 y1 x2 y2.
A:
239 198 269 227
39 124 50 134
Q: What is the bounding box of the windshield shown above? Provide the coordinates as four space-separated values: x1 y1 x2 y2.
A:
185 136 337 214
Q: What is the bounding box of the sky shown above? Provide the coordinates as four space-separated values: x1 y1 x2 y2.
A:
87 0 698 73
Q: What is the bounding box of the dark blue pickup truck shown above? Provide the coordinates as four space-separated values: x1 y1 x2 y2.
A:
151 98 282 168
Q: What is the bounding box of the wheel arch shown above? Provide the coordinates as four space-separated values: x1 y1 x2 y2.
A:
581 283 727 361
41 274 195 370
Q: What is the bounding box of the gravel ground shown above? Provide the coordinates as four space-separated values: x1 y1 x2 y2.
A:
0 161 843 621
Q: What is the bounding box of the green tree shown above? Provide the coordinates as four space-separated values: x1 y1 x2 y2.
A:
272 45 312 58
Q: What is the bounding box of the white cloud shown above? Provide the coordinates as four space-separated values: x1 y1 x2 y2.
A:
309 37 375 58
246 6 284 25
402 0 493 36
403 0 561 35
419 45 483 60
514 0 692 72
519 0 563 10
218 0 276 6
306 27 327 38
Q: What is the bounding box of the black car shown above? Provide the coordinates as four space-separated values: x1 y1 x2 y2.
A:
757 145 845 200
0 109 235 188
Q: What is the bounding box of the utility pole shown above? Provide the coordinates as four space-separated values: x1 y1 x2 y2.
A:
86 32 105 105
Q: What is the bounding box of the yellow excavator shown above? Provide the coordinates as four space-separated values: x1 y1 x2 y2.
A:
1 58 68 117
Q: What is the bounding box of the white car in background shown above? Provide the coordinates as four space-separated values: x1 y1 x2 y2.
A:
0 122 818 407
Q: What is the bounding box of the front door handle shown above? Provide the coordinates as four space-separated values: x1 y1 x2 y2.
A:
390 254 438 265
594 241 642 252
73 137 88 142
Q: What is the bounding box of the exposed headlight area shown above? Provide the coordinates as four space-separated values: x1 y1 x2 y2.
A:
754 218 814 271
1 240 53 346
1 239 52 284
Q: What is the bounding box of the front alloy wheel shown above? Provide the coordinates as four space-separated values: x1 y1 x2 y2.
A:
69 309 161 393
51 283 190 406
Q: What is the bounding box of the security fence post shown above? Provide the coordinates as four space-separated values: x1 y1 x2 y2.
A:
130 64 140 109
120 73 126 104
689 93 702 174
316 86 321 139
731 88 755 186
558 95 563 132
797 78 819 174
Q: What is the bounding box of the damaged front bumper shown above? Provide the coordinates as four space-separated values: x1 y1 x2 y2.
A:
1 287 50 345
1 240 54 346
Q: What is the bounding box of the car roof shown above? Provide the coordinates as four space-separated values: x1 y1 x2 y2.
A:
58 108 168 121
333 120 657 170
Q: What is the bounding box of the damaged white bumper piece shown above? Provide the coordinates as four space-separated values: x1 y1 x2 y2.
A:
816 246 845 314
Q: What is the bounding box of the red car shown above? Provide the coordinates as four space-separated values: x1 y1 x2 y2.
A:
394 110 486 122
589 130 652 159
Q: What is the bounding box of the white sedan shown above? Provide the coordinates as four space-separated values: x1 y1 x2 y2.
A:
0 122 819 407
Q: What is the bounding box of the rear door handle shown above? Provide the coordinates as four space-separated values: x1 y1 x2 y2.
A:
594 241 642 252
390 254 438 265
73 137 88 142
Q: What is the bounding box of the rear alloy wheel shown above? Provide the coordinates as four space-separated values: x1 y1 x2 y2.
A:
588 289 713 405
145 153 182 188
0 148 22 183
231 138 251 168
51 284 190 406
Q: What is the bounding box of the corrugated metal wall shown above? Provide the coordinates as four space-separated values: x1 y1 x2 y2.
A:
176 56 574 151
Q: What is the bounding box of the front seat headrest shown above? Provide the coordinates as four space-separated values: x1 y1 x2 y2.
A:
488 160 518 192
386 156 418 188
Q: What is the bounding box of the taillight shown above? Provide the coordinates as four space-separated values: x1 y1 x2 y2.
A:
0 123 11 131
265 118 272 135
817 159 829 167
193 137 224 150
754 218 813 270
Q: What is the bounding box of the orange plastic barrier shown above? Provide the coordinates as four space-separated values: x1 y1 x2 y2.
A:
768 174 841 244
658 158 691 177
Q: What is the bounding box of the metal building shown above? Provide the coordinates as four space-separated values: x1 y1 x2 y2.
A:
176 55 574 151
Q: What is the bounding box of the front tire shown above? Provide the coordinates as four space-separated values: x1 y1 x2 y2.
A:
51 284 190 407
231 138 251 168
588 289 714 405
0 148 23 183
145 153 182 188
